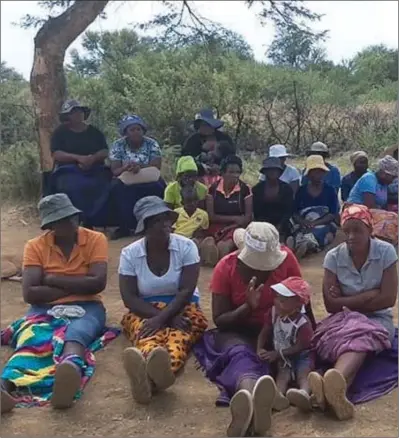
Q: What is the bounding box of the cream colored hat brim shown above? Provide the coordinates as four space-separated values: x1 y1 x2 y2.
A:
233 228 288 271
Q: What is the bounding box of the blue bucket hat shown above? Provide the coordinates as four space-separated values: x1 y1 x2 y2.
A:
193 108 224 130
118 115 148 136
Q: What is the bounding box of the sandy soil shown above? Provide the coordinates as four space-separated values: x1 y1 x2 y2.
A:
0 208 397 437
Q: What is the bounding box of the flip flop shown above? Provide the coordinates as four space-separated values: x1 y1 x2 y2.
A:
227 389 253 437
123 347 152 404
273 390 290 411
286 388 312 412
51 361 81 409
323 369 354 421
308 371 326 411
253 376 276 435
146 347 175 392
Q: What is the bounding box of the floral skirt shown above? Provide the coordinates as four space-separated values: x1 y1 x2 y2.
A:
121 302 208 373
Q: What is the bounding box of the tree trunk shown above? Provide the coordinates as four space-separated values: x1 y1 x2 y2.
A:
30 0 109 174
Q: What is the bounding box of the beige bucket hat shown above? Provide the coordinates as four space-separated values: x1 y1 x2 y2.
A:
233 222 287 271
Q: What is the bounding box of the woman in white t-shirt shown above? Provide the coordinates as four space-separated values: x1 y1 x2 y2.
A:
259 144 301 195
118 196 208 404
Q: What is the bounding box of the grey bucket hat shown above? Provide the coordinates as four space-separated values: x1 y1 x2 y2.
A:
38 194 81 230
260 157 284 173
59 99 91 120
134 196 178 234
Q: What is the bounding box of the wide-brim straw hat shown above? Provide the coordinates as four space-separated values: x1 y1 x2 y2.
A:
304 155 330 175
38 193 81 230
233 222 287 271
134 196 178 234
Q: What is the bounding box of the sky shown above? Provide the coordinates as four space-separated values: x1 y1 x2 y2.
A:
1 0 398 79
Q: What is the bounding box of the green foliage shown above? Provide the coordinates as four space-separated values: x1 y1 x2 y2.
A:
0 62 36 148
1 20 398 201
0 142 41 201
267 24 328 70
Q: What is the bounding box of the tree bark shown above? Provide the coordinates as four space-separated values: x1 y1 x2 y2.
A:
30 0 109 173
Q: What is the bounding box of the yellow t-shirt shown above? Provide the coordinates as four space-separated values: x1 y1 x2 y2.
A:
173 208 209 238
164 181 208 209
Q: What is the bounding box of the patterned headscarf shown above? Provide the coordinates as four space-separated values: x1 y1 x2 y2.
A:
341 204 373 229
378 155 398 177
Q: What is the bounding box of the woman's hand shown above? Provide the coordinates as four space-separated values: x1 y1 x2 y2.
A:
234 216 248 227
259 350 280 362
246 277 263 310
257 348 268 361
77 155 94 170
328 284 341 299
170 315 192 332
125 162 141 174
138 316 164 339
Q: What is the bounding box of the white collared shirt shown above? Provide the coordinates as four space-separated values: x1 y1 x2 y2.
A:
118 233 200 299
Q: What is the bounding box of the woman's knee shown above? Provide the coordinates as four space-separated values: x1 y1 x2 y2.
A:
64 303 106 347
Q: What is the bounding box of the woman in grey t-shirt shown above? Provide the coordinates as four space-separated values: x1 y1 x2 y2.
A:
308 204 397 421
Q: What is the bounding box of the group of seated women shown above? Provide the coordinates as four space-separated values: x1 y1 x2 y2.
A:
48 99 398 255
1 192 397 437
165 148 398 266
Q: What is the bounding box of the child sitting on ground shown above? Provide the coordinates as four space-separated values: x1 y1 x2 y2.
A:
164 156 208 210
173 186 209 244
257 276 314 412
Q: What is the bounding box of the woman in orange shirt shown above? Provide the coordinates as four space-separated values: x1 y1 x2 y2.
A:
1 194 108 414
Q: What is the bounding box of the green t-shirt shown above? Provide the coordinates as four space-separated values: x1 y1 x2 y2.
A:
164 181 208 209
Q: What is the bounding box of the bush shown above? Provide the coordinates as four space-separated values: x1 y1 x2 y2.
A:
0 142 41 201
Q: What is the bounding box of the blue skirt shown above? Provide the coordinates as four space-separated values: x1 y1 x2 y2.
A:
108 178 166 230
50 164 112 227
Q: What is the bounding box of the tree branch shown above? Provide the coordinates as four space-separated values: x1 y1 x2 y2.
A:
34 0 109 53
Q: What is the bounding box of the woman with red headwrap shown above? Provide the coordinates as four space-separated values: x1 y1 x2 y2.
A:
309 204 397 421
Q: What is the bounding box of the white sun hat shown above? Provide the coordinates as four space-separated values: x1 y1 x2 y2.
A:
233 222 287 271
269 144 294 158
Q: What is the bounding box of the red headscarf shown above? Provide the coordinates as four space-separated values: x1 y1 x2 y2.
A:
341 204 373 229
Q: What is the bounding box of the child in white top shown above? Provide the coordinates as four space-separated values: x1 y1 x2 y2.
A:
257 276 314 412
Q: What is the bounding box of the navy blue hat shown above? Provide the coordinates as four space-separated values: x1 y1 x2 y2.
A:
118 115 148 136
59 99 90 120
193 108 224 130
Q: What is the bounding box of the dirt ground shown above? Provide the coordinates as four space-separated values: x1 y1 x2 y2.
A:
0 207 397 437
